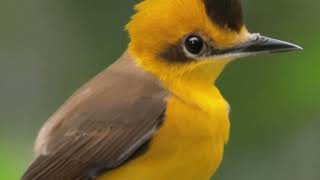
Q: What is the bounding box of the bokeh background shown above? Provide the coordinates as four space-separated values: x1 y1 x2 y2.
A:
0 0 319 179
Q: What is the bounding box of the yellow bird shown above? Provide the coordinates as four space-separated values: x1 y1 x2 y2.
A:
22 0 302 179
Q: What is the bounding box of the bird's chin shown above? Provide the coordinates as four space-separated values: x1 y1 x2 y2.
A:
202 56 235 63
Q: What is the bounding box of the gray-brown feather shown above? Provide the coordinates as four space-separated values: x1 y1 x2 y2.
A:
22 52 168 180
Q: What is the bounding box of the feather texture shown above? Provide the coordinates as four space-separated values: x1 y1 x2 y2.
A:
22 52 168 180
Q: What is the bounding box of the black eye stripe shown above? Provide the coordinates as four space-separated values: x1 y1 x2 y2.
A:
160 34 229 62
160 40 192 62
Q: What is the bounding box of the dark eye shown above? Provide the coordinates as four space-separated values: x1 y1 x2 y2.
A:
184 35 204 55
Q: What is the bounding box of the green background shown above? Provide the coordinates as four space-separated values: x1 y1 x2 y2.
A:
0 0 319 179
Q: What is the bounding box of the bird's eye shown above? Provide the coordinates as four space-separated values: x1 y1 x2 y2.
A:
184 35 205 55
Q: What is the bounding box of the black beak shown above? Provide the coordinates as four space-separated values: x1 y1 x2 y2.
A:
237 33 303 54
208 33 303 59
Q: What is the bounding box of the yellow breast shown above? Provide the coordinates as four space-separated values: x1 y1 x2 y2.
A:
99 87 230 180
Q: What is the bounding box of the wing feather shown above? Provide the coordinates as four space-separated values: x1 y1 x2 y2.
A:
22 52 168 180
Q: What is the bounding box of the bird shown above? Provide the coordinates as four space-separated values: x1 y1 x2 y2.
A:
22 0 302 180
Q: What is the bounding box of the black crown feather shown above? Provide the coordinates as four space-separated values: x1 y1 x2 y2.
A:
203 0 243 31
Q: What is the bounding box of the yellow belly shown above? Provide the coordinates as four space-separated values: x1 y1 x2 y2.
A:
99 93 230 180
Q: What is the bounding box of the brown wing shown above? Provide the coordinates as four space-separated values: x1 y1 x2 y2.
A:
22 52 168 180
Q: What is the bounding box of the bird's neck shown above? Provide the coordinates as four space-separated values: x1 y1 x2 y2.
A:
129 49 230 111
162 60 230 112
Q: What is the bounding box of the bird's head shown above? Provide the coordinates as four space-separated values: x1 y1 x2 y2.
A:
127 0 301 95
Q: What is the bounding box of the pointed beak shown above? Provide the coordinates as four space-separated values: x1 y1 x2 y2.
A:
209 33 303 59
238 33 303 54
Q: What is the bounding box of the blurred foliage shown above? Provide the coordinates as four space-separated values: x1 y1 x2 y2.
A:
0 0 319 179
